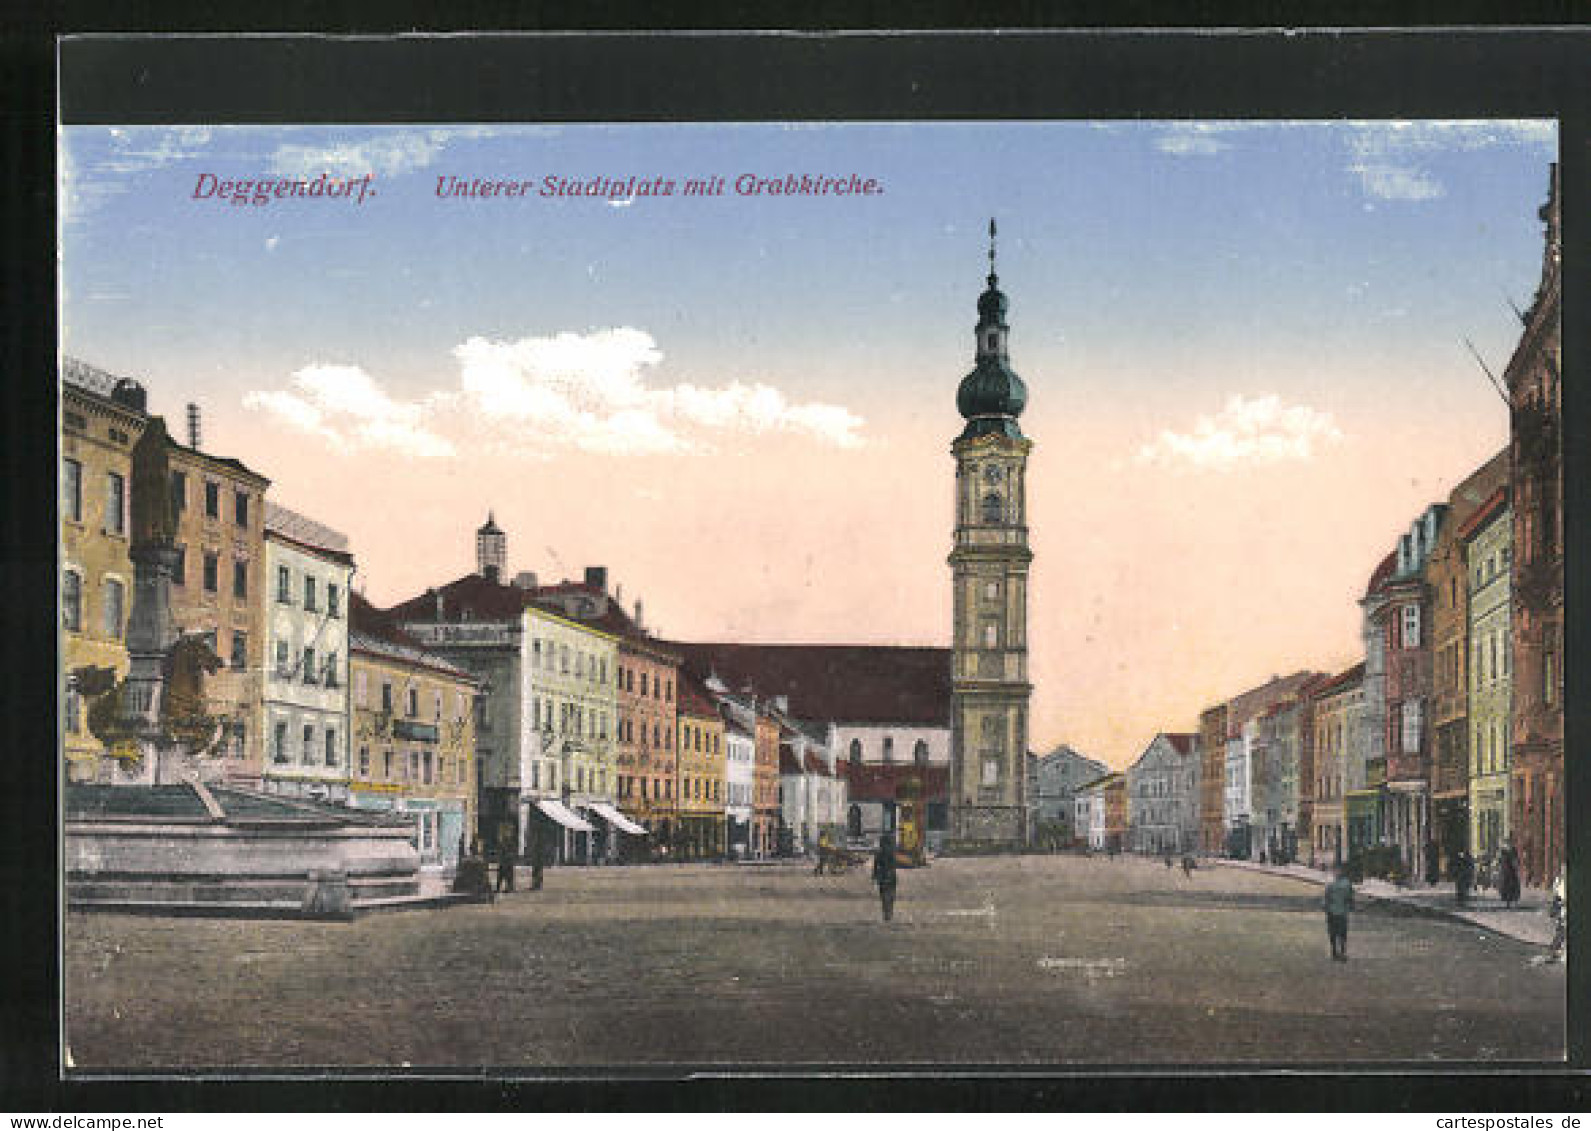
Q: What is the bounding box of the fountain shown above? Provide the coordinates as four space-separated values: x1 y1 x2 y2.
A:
65 418 471 918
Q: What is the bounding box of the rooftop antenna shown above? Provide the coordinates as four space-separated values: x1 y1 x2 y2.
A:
1500 287 1528 326
1462 338 1511 407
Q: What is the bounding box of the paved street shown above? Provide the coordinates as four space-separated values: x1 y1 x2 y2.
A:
65 854 1564 1070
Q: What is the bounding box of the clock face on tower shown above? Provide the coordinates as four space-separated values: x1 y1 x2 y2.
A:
984 464 1003 484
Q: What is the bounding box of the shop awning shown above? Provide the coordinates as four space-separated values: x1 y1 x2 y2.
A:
589 802 648 836
535 798 594 833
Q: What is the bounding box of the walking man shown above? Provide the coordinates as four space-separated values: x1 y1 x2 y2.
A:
1324 865 1354 961
872 834 899 923
529 823 545 892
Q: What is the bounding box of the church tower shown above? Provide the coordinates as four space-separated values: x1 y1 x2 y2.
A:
476 512 506 582
948 220 1033 848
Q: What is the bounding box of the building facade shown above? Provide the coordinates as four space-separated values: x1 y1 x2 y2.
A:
722 706 757 856
948 227 1033 849
1427 451 1511 869
261 503 354 801
349 594 479 868
1127 733 1199 855
165 421 271 785
1507 164 1563 889
676 669 727 859
1464 491 1513 865
1031 745 1108 847
1197 703 1228 854
1308 663 1365 868
60 362 149 781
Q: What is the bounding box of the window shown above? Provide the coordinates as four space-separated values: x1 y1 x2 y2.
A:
359 746 370 777
640 672 649 697
533 639 542 668
266 721 289 762
983 622 999 649
1402 605 1421 649
303 576 317 612
982 758 1001 786
883 736 895 763
323 652 339 688
277 566 291 603
204 481 219 518
62 570 82 631
382 682 394 713
985 580 1000 601
383 750 393 779
666 678 672 702
423 751 433 784
407 687 419 717
275 640 290 678
914 739 929 766
105 472 126 535
327 584 340 618
170 471 186 515
1401 700 1422 756
203 552 218 593
234 491 249 528
233 560 248 600
63 459 82 522
230 631 247 670
102 578 125 638
65 689 81 733
302 646 316 685
325 729 338 767
982 492 1002 524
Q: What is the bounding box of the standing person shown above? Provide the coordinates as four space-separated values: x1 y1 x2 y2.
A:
1324 866 1354 961
1424 840 1441 887
1498 838 1522 909
495 824 516 894
1455 850 1474 907
1547 868 1566 962
529 822 545 892
872 834 899 923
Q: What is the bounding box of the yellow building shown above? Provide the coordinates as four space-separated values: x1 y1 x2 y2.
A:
165 421 271 785
348 593 479 868
60 362 149 780
675 670 727 859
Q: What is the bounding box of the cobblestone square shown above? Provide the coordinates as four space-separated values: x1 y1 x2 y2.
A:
65 855 1564 1070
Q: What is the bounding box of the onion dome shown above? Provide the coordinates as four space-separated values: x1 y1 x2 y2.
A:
956 219 1028 440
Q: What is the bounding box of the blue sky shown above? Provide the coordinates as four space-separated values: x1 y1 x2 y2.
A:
59 120 1557 762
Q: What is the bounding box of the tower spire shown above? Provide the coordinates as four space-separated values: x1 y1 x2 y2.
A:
988 217 998 283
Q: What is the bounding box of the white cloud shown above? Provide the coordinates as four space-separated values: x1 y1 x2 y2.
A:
1343 119 1555 202
245 327 865 460
1153 123 1255 157
267 126 508 179
453 328 864 454
1136 394 1344 471
243 364 455 458
61 126 219 224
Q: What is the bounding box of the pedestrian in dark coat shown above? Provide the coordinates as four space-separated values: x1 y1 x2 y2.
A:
872 834 899 922
1498 840 1521 908
495 826 516 894
1455 850 1474 906
1324 866 1354 961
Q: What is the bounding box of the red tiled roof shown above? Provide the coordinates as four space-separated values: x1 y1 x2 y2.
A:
847 763 948 802
349 592 479 683
676 668 720 721
1364 550 1398 599
669 642 951 726
1310 661 1367 699
1163 733 1197 757
1224 671 1324 736
387 572 538 623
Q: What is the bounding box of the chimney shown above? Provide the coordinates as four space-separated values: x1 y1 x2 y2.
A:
186 403 201 450
584 566 608 592
512 571 538 590
615 582 624 605
110 379 147 413
429 587 443 620
634 599 644 630
774 694 789 714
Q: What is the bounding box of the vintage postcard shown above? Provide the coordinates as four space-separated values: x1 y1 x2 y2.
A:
55 41 1567 1076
